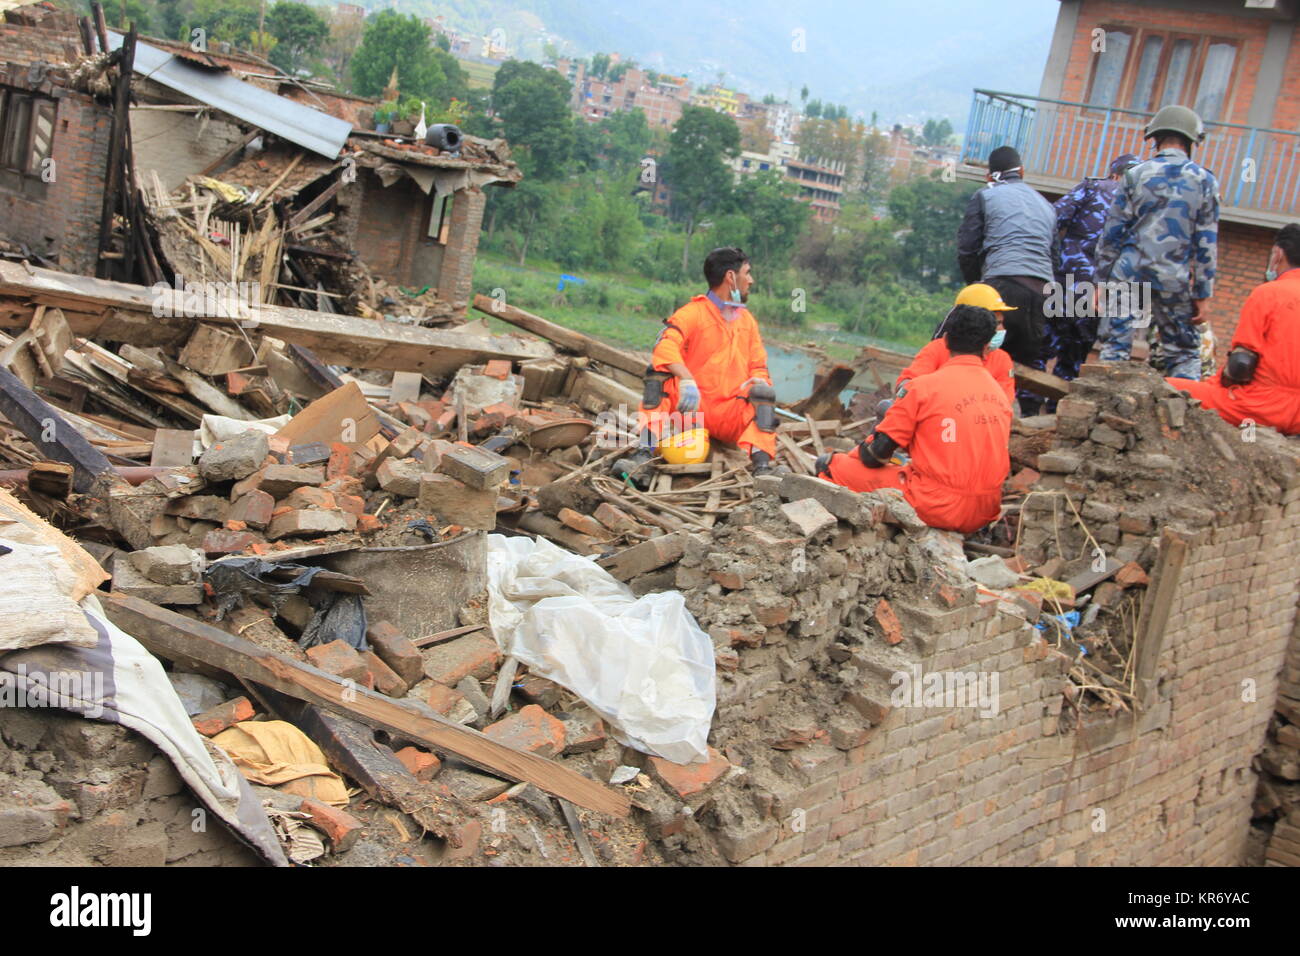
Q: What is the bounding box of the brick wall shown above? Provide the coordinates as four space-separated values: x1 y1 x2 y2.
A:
350 170 429 288
1212 220 1275 352
617 364 1300 867
1060 1 1277 126
437 185 486 312
0 88 111 274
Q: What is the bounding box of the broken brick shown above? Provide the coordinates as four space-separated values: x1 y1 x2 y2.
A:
326 442 354 480
394 746 441 781
558 507 608 538
191 696 254 736
1093 581 1124 607
307 640 369 683
376 457 424 497
1008 467 1041 494
228 490 274 530
165 495 229 523
516 676 562 708
483 359 512 380
336 494 365 516
421 633 501 686
237 463 325 499
647 746 731 799
483 704 567 758
874 598 903 645
1116 562 1150 588
201 529 262 556
363 650 409 698
300 798 363 852
561 713 606 754
593 502 641 536
366 621 424 686
417 474 496 530
281 485 337 512
356 514 383 533
266 509 355 539
426 683 466 715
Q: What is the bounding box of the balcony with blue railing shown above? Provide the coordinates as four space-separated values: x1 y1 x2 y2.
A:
961 89 1300 229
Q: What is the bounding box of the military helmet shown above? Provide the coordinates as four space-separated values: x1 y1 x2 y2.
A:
1145 105 1205 145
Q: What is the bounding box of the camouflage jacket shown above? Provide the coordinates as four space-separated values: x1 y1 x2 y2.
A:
1094 148 1219 299
1054 177 1121 282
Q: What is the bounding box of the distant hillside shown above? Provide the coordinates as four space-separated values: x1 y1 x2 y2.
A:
377 0 1059 128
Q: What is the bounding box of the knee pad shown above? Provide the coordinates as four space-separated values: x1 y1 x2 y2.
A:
748 382 777 432
641 368 668 410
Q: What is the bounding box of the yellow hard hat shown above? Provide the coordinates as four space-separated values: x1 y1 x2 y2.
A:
955 283 1016 311
658 427 710 466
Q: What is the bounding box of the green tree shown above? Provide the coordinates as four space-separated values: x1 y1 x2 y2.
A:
589 52 611 79
887 174 977 291
351 12 447 101
490 60 573 180
921 118 953 147
805 99 822 119
266 2 329 74
729 169 809 270
664 104 740 275
99 0 151 32
188 0 260 48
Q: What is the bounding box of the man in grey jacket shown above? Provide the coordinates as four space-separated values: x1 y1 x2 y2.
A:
957 145 1059 413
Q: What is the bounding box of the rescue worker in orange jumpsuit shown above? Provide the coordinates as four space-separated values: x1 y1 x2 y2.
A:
893 283 1018 406
614 247 782 485
815 305 1012 534
1166 223 1300 436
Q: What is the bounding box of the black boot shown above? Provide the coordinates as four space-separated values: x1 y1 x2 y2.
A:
750 449 789 477
611 446 654 489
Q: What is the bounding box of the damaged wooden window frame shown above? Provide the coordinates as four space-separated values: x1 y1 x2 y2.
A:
1068 527 1187 753
0 87 55 198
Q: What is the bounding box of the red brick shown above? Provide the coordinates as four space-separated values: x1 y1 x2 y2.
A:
281 486 337 511
336 493 365 516
1008 467 1041 494
558 507 608 538
326 442 353 479
647 746 732 800
356 514 383 533
201 529 261 556
394 746 441 781
421 633 501 685
874 598 903 645
363 650 409 698
191 696 254 736
1116 562 1150 588
321 476 365 498
483 359 512 380
562 714 606 754
300 798 364 852
228 489 274 530
426 683 466 715
366 621 424 685
307 640 369 683
754 601 792 626
483 704 567 757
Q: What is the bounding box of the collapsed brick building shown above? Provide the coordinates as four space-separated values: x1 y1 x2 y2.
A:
0 4 516 317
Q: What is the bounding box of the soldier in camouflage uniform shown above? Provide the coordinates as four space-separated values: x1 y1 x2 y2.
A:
1094 105 1219 380
1043 153 1140 382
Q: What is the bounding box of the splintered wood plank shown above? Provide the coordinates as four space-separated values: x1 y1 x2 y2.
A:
101 592 630 817
778 432 815 475
703 459 722 528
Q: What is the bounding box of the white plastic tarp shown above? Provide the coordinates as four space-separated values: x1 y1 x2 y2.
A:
485 534 715 764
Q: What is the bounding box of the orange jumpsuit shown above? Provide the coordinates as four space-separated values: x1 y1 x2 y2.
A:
1166 268 1300 436
823 355 1012 533
638 295 777 457
898 339 1016 404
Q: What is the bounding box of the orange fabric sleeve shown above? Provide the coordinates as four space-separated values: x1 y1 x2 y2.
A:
897 340 945 388
651 306 694 371
986 349 1016 403
746 315 770 380
877 379 922 449
1230 286 1270 355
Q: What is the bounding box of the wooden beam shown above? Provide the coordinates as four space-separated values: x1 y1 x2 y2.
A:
0 264 554 377
472 294 648 378
1131 529 1189 706
100 592 630 817
0 367 113 492
1012 363 1069 400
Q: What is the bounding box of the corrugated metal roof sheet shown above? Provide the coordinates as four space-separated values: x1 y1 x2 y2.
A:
107 31 351 159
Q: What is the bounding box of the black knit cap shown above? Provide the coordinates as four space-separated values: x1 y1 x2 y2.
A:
988 146 1022 174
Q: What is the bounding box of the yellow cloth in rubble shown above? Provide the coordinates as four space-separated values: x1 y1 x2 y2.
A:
212 720 349 807
1019 577 1075 606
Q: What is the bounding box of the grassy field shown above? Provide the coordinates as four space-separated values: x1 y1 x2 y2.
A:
460 59 499 90
470 254 886 363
